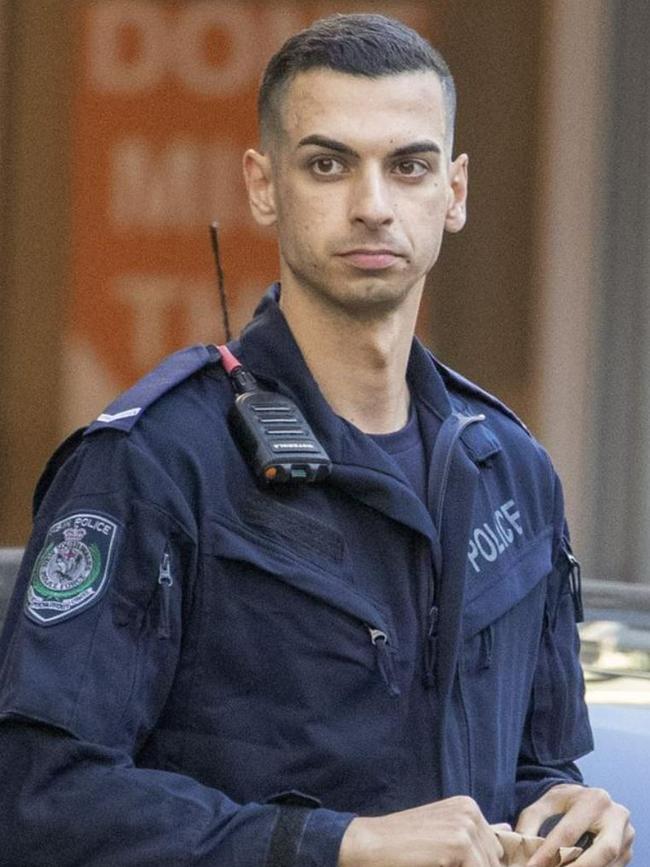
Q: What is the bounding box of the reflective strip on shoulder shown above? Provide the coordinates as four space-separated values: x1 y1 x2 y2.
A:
96 408 142 424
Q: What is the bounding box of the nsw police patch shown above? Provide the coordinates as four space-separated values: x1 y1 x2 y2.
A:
25 513 118 625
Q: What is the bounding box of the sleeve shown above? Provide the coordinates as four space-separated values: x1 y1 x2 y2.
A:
0 433 353 867
514 468 594 817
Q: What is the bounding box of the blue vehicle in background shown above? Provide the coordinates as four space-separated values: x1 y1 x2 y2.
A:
578 581 650 864
0 553 647 861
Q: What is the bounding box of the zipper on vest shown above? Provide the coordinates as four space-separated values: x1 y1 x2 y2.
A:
425 604 439 687
367 626 400 696
566 549 584 623
456 662 474 793
479 624 494 670
435 413 486 531
157 550 173 639
424 412 486 687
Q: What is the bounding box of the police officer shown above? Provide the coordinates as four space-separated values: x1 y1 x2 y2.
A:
0 13 634 867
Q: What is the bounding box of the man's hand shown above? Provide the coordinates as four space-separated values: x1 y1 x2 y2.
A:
338 796 504 867
515 784 634 866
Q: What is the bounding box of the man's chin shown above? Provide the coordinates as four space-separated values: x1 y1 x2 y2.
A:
285 265 421 319
322 283 415 321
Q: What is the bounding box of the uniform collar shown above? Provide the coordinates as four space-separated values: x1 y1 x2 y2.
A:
236 284 496 547
239 284 454 434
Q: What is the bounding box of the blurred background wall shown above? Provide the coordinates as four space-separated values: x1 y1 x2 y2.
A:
1 0 649 587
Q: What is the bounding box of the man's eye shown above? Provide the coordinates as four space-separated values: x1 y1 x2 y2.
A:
310 157 345 176
394 160 428 178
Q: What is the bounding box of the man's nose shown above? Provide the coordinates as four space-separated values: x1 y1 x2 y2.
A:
349 169 394 228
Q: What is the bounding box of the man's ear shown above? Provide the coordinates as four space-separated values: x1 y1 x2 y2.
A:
243 149 277 227
445 153 469 233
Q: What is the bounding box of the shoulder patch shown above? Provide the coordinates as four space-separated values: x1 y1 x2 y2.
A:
25 512 119 625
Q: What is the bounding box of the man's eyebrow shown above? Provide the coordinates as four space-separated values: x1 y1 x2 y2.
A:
296 135 441 159
390 140 441 158
297 135 359 157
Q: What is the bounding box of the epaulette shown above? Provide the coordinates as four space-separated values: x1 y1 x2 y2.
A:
84 344 221 436
32 345 221 518
433 356 532 437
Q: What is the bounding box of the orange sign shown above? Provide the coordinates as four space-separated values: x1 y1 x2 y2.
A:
66 0 442 430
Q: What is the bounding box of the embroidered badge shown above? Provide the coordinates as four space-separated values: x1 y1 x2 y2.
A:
25 513 118 625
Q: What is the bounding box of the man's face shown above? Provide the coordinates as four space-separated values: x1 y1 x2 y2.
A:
245 69 467 319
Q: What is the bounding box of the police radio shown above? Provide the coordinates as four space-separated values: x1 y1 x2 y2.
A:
209 224 332 485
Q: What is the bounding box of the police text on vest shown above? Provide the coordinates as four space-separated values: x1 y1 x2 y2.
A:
467 499 523 573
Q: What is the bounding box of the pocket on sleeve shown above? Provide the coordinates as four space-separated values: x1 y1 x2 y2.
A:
528 549 594 764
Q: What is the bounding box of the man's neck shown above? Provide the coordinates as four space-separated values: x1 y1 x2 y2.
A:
279 282 423 435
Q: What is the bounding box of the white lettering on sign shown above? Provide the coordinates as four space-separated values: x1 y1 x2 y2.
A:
185 278 260 344
87 1 303 96
467 499 523 574
88 2 427 96
174 3 253 97
114 275 180 369
89 1 167 94
113 275 260 370
111 138 250 229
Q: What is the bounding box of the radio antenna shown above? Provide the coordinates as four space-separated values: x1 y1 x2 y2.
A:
209 221 232 343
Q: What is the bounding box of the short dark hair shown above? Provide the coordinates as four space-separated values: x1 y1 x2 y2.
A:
258 13 456 154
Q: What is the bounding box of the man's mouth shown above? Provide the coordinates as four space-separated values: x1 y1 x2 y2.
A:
338 248 403 270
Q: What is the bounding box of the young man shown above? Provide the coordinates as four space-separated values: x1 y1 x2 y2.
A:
0 14 633 867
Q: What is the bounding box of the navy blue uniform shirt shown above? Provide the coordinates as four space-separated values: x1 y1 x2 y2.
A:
0 284 592 866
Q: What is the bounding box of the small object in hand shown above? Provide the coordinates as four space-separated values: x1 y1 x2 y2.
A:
538 813 595 851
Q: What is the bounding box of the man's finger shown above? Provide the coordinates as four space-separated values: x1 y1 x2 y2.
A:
516 802 554 837
528 814 632 867
473 814 505 867
562 831 623 867
526 813 595 867
558 815 634 867
485 832 505 867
